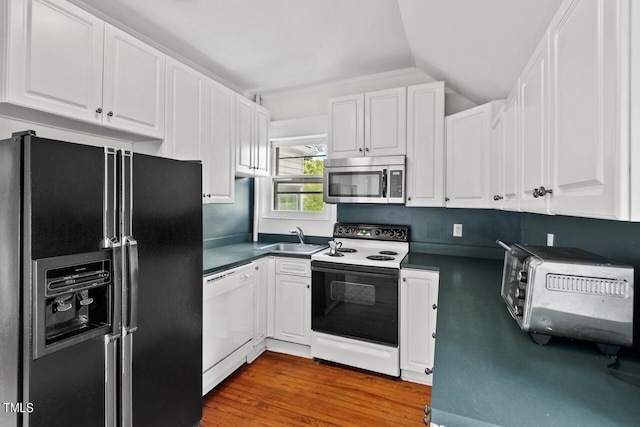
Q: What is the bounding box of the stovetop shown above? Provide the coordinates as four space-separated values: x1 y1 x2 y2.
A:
311 223 409 268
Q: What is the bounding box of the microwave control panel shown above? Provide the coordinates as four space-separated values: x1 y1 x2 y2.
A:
389 170 403 198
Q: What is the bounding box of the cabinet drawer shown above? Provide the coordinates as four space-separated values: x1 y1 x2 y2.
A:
275 258 310 276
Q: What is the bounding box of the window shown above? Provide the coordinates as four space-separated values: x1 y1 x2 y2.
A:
270 136 327 216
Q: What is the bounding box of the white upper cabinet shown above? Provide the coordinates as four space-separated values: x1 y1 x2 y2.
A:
235 95 269 177
254 105 270 175
164 57 235 203
405 82 445 207
327 93 365 158
204 82 236 203
365 87 407 157
519 32 550 214
5 0 104 123
102 24 165 138
164 57 205 162
548 0 629 220
490 109 504 210
3 0 165 139
501 90 520 211
328 87 406 158
445 102 501 208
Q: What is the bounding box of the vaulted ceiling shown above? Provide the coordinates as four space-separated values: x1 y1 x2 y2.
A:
71 0 563 104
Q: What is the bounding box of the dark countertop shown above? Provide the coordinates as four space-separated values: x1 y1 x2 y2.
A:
203 242 323 276
402 253 640 427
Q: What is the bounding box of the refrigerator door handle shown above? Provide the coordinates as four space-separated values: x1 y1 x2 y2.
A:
125 236 139 333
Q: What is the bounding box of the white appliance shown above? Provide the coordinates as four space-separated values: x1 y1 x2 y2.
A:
310 223 409 376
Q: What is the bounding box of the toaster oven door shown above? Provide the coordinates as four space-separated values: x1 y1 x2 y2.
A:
499 244 531 328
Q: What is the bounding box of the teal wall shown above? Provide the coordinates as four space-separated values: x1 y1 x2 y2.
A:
203 177 254 248
337 204 521 259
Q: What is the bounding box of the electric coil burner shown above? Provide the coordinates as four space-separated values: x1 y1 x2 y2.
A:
310 223 409 377
366 255 395 261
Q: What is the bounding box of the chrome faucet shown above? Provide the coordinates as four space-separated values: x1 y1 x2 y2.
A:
290 227 305 244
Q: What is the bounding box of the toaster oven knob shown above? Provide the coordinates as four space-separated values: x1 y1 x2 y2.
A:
514 305 524 317
517 270 528 283
515 288 526 299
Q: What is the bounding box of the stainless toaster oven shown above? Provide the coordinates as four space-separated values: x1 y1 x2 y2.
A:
497 240 634 352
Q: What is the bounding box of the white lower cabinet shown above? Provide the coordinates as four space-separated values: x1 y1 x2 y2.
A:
202 262 257 395
249 257 269 361
273 258 311 346
400 268 439 385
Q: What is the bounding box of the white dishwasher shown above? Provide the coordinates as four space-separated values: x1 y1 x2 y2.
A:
202 262 255 395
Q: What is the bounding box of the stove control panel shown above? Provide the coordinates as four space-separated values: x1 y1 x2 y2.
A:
332 223 409 242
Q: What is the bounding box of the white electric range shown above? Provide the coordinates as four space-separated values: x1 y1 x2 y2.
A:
310 223 409 377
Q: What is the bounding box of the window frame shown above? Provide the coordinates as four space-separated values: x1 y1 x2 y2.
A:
264 135 329 220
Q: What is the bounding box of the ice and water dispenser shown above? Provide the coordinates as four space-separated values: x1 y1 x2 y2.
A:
32 251 113 359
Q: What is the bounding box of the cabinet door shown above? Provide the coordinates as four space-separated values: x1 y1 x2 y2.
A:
406 82 445 207
7 0 104 123
103 24 165 139
502 92 520 211
205 82 236 203
445 103 493 208
253 105 270 176
519 33 551 214
365 87 407 156
400 269 439 378
164 58 205 162
490 113 504 209
235 95 255 176
549 0 629 220
253 259 268 344
328 94 364 158
274 274 311 345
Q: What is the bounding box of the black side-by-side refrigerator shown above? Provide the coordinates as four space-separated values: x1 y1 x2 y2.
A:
0 131 203 427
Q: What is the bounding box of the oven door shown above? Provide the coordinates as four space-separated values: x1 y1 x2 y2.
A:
311 261 399 346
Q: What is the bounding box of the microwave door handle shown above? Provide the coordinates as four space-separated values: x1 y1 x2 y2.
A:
382 169 387 198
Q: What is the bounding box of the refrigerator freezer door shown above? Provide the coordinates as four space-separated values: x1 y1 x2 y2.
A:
24 136 109 426
129 153 203 427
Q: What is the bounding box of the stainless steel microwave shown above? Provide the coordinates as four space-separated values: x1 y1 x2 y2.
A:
323 156 405 204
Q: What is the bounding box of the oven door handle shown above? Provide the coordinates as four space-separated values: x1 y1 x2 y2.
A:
312 265 398 280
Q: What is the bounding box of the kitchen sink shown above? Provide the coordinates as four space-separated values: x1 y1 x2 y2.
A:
258 242 325 255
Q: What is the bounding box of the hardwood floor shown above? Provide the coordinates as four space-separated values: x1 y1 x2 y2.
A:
202 351 431 426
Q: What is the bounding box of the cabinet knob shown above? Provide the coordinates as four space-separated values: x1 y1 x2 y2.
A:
425 368 433 375
95 107 103 114
432 332 436 338
445 197 450 202
359 148 363 152
107 111 114 117
432 304 438 310
365 147 369 152
407 197 412 201
493 195 504 201
402 277 406 282
533 186 552 198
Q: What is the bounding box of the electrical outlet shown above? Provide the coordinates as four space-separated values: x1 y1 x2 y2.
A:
453 224 463 237
547 233 554 246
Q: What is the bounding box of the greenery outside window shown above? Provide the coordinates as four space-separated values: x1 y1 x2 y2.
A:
270 136 327 216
